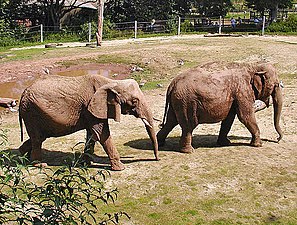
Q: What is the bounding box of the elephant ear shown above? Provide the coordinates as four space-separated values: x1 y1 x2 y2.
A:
87 84 121 122
251 71 266 98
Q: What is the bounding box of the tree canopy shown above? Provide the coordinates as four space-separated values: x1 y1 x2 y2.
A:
245 0 293 22
0 0 295 29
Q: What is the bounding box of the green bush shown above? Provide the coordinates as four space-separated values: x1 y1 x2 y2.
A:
181 20 195 32
267 14 297 33
0 129 7 146
165 17 178 34
0 137 129 224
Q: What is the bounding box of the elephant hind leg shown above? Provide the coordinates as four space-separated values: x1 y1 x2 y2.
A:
85 129 96 154
180 128 195 153
157 105 178 147
217 105 236 146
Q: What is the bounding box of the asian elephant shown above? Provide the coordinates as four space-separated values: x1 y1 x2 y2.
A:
19 74 159 170
157 62 283 153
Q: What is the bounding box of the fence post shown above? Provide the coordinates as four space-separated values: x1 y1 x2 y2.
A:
177 16 181 35
40 24 43 43
261 16 266 36
134 21 137 39
88 22 92 42
219 16 222 34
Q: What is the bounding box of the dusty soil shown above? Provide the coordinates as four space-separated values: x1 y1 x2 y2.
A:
0 35 297 224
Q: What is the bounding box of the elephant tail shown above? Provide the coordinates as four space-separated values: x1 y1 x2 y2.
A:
160 83 174 128
19 112 24 142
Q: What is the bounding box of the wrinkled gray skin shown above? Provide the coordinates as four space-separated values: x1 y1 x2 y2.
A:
19 75 159 170
157 62 283 153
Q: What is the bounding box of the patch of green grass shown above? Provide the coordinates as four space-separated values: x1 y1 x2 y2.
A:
185 180 197 187
210 218 235 225
0 48 45 62
148 212 162 219
280 73 296 80
181 165 190 170
184 209 199 216
163 197 172 204
200 198 228 212
140 79 166 90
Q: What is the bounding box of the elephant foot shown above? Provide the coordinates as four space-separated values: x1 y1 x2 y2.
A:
180 146 194 154
217 138 231 146
110 160 125 171
250 140 262 147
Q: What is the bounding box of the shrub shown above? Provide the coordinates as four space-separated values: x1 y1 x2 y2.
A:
0 140 129 224
181 20 195 32
267 14 297 33
165 17 178 34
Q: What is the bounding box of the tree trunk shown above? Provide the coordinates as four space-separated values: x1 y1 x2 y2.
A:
96 0 104 46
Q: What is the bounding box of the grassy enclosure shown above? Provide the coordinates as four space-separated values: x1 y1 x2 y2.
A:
0 35 297 224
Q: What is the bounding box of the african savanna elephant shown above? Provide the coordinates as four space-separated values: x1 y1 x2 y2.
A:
19 74 159 170
157 62 283 153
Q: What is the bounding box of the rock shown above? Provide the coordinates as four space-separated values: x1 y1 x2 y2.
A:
131 65 144 72
0 97 18 112
177 59 184 66
45 43 57 48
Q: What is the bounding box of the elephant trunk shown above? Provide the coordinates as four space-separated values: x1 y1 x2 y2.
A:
143 118 159 161
140 106 159 161
271 85 283 142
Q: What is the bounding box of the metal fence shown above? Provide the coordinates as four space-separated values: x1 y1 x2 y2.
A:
0 16 265 46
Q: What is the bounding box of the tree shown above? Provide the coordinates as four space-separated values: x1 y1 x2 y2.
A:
104 0 193 23
38 0 97 30
1 0 97 30
245 0 293 22
192 0 233 17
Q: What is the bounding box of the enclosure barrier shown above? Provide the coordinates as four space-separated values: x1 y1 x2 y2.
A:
0 16 267 46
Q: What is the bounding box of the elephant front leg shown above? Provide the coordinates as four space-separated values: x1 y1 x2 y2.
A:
237 105 262 147
92 122 125 171
101 136 125 171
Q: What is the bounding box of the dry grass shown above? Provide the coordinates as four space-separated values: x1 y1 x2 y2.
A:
1 34 297 224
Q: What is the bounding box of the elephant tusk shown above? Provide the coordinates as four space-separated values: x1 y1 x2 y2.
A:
142 118 153 128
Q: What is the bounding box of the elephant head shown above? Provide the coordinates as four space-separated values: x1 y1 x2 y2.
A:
87 79 159 160
250 63 283 142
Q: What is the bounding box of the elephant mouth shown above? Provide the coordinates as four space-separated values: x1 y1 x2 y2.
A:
121 106 139 117
263 98 270 108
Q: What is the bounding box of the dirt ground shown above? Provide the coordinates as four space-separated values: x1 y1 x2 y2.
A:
0 34 297 224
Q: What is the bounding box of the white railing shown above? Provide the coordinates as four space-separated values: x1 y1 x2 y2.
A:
0 16 267 46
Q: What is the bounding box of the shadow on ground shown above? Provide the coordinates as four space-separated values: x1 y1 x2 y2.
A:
1 148 157 171
1 135 275 170
125 134 276 151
